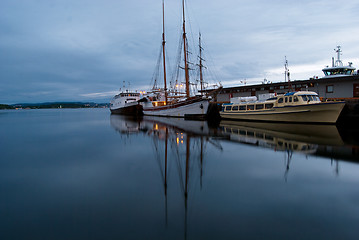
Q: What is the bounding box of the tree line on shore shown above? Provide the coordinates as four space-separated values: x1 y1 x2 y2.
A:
0 102 109 109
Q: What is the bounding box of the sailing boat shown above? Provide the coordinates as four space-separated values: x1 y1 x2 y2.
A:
140 0 211 119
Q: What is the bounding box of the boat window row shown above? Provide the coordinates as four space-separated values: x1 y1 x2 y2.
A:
298 95 320 101
119 93 140 97
223 127 313 151
323 68 354 76
277 96 299 103
223 103 274 111
224 127 275 141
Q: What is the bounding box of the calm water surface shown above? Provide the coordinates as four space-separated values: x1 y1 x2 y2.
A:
1 108 359 240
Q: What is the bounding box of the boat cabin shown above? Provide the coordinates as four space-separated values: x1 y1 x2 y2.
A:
110 92 141 109
322 66 356 77
322 46 356 77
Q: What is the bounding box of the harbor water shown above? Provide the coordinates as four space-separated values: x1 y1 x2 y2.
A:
1 108 359 240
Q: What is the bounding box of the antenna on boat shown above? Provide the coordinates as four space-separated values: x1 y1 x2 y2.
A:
162 0 168 104
284 56 292 91
334 45 343 67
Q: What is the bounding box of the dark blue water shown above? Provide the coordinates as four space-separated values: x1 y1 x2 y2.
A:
1 109 359 240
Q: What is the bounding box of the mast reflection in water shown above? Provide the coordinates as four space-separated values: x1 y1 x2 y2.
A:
111 115 219 239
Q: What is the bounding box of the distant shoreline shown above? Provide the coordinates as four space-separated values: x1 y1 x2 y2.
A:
0 102 109 110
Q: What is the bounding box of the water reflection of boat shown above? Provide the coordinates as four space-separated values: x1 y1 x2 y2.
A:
141 116 211 136
110 115 142 134
220 120 345 153
109 115 359 233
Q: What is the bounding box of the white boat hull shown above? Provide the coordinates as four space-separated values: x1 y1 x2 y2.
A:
142 98 209 118
220 102 345 123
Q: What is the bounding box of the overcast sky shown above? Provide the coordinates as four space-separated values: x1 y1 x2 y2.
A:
1 0 359 104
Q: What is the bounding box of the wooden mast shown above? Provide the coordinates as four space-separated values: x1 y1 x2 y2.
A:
162 0 168 104
182 0 190 98
199 33 204 96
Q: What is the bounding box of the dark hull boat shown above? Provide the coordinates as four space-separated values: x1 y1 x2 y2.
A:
110 92 143 116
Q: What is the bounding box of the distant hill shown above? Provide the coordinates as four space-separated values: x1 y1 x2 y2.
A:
5 102 109 109
0 104 15 109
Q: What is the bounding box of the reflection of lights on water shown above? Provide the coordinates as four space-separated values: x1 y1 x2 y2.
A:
176 133 185 145
154 124 159 130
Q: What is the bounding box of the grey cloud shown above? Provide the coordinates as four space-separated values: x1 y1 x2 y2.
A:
1 0 359 103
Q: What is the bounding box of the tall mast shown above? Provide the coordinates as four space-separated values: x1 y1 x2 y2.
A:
182 0 190 98
162 0 168 104
199 33 204 96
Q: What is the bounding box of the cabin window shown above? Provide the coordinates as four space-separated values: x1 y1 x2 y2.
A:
265 103 274 109
289 97 292 102
256 133 264 138
294 96 299 102
285 97 288 103
326 85 334 93
265 135 274 141
247 105 254 110
278 98 283 103
239 130 246 135
256 104 264 110
232 106 239 111
225 106 232 111
301 95 308 101
239 105 246 110
221 106 225 111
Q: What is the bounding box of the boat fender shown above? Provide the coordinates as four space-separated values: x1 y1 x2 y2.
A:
200 104 203 109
